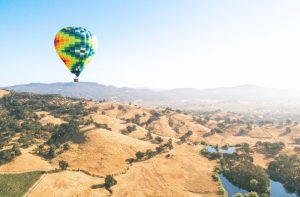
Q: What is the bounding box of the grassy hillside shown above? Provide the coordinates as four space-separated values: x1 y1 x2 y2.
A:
0 90 299 196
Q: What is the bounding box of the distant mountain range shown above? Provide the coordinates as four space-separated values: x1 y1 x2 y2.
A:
5 82 160 101
5 82 300 116
4 82 300 104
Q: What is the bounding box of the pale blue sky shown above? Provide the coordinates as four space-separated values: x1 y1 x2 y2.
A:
1 0 300 89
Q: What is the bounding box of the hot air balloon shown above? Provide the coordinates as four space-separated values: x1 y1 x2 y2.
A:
54 27 97 82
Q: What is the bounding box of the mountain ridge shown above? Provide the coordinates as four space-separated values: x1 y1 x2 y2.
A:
4 82 300 103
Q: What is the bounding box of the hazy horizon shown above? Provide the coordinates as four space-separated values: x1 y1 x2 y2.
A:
1 0 300 90
5 81 300 92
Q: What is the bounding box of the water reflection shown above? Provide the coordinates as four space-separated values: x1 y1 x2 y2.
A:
207 145 236 154
220 174 299 197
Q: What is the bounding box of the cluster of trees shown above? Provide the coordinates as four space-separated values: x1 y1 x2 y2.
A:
233 192 268 197
117 105 126 111
146 111 161 125
255 141 285 157
127 139 173 164
0 92 96 120
237 143 252 154
179 130 193 143
294 138 300 145
206 146 270 195
48 101 97 119
125 114 143 126
211 127 223 134
47 120 80 145
0 92 97 151
32 120 81 159
0 111 49 149
35 142 70 159
193 117 209 125
204 125 229 137
280 127 292 136
168 117 174 128
216 122 226 129
221 153 270 195
211 167 227 196
268 154 300 195
223 118 245 125
294 146 300 153
121 125 136 134
18 133 36 148
0 144 21 165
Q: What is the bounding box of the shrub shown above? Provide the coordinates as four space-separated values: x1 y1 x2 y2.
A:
126 125 136 133
232 193 243 197
179 130 193 142
156 146 164 153
244 192 259 197
135 151 145 160
155 136 163 144
212 172 219 181
117 105 126 111
63 143 70 150
12 144 21 156
125 158 135 164
145 149 156 158
250 179 258 191
59 160 69 170
146 130 153 140
165 139 173 150
217 185 225 195
294 146 300 153
104 175 117 189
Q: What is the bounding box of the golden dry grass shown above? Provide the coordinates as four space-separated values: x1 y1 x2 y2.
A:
2 99 299 196
51 128 155 176
0 146 53 173
36 111 65 125
28 171 108 197
112 144 218 197
0 89 9 97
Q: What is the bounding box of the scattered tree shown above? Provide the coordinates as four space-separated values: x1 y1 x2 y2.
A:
104 175 117 189
135 151 145 160
59 160 69 170
155 136 163 144
63 143 70 150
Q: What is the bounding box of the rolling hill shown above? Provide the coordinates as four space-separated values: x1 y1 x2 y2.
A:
0 90 299 196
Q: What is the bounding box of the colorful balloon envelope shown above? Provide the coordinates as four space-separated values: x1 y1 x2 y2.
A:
54 27 97 82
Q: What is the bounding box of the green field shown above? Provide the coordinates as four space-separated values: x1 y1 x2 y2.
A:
0 171 44 197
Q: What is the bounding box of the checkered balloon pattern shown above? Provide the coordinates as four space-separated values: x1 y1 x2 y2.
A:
54 27 97 77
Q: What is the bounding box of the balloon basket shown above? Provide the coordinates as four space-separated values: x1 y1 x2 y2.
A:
74 78 79 82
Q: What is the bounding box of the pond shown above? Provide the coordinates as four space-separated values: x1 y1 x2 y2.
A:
219 174 247 196
207 145 236 154
270 180 298 197
220 174 299 197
